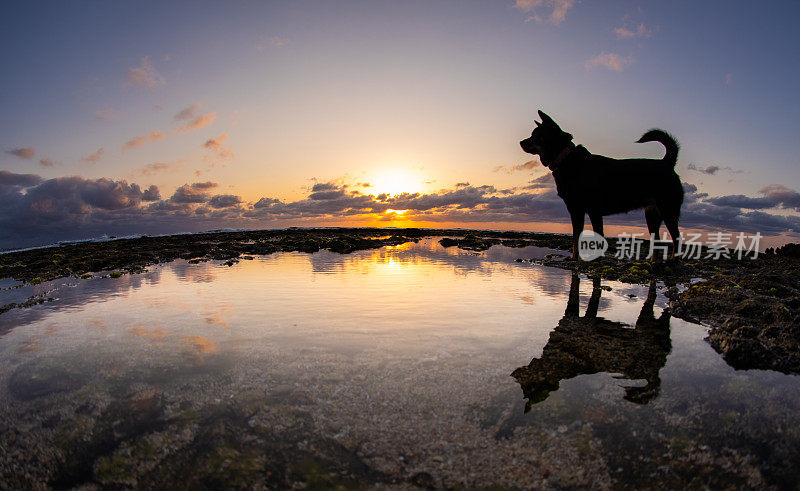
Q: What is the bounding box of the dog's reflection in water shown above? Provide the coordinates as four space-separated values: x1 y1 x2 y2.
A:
512 273 671 411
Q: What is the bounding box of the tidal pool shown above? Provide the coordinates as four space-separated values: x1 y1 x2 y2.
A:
0 238 797 488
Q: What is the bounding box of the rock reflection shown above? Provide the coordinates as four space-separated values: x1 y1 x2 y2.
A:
512 273 671 410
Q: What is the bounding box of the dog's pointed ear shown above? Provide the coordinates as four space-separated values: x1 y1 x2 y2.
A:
538 110 559 129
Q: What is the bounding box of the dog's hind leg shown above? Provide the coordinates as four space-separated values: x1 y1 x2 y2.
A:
570 210 585 260
589 213 604 237
645 207 663 260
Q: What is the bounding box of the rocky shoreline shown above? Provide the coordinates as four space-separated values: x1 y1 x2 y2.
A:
1 227 799 374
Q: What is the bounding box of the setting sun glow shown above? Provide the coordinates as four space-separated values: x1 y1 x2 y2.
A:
369 170 422 196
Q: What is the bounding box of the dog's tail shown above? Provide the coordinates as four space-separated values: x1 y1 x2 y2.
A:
636 129 679 166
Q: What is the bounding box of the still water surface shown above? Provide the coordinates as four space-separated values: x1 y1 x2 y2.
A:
0 238 797 488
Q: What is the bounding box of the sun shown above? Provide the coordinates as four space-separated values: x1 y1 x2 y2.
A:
369 169 422 196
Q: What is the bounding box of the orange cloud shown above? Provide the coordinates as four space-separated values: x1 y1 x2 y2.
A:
203 133 234 160
125 56 165 89
8 147 35 159
585 52 632 71
614 23 652 39
121 111 216 152
138 160 183 176
515 0 575 25
177 112 217 133
81 147 104 163
203 133 228 150
123 130 165 151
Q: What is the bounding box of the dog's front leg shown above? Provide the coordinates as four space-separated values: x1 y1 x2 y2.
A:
589 213 604 237
569 210 585 260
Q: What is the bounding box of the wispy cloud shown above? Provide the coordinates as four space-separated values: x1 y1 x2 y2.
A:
39 158 58 167
203 133 234 161
125 56 165 89
121 111 217 152
514 0 575 25
176 112 217 133
81 148 104 164
122 130 165 152
174 103 202 122
687 163 743 175
688 163 720 175
137 160 185 176
614 23 652 39
7 147 35 159
493 159 542 174
585 52 632 71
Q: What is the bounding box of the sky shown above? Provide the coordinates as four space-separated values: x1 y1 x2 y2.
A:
2 0 800 249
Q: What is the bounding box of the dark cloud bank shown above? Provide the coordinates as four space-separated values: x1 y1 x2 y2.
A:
1 169 799 250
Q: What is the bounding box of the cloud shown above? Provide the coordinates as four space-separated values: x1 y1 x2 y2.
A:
2 170 800 250
81 148 104 164
586 52 632 71
514 0 575 25
125 56 165 89
174 103 202 121
705 195 774 210
522 173 555 190
138 161 175 176
760 184 800 211
204 134 227 149
39 158 58 167
493 159 542 174
7 147 35 159
203 133 234 161
208 194 243 209
176 112 217 133
142 185 160 201
687 163 720 175
122 130 165 152
614 23 652 39
725 73 734 85
121 109 217 153
0 170 42 187
687 163 742 175
170 181 219 204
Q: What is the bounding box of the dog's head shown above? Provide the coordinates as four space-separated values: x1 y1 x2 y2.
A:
520 110 574 168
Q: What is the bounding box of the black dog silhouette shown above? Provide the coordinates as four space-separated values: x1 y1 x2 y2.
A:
512 274 671 411
520 111 684 259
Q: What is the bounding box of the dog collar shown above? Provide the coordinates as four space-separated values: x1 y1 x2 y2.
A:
548 143 577 171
